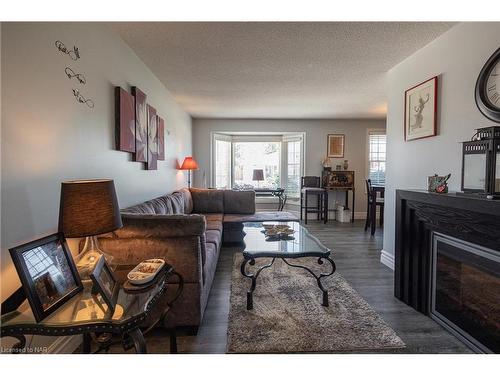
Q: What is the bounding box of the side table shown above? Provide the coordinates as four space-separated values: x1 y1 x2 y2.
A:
1 263 183 354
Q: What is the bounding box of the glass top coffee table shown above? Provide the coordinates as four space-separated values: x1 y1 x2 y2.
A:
240 221 336 310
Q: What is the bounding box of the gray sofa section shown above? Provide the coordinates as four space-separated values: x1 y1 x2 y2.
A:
99 187 297 331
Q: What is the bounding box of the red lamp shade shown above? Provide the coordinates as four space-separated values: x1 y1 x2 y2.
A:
180 157 199 170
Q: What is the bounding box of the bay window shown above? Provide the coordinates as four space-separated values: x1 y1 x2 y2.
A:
212 132 305 198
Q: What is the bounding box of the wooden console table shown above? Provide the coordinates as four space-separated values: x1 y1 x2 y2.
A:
321 170 355 222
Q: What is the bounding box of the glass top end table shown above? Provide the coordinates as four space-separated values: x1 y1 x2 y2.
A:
240 221 336 310
1 264 183 354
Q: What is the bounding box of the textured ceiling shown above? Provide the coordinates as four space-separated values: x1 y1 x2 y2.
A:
113 22 454 119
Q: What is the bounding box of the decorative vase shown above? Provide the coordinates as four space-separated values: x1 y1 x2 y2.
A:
321 157 331 169
343 160 349 170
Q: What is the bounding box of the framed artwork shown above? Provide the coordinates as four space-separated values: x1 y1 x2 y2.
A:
322 170 354 189
157 116 165 161
90 256 119 314
147 105 158 170
327 134 345 158
9 233 83 322
404 76 438 141
132 87 148 162
115 87 136 153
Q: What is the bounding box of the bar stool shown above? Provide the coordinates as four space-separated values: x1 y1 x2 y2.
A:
300 176 328 224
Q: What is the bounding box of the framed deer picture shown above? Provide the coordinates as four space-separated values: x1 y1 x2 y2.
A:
404 76 438 141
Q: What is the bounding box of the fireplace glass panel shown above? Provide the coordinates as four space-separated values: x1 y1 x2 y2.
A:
433 236 500 352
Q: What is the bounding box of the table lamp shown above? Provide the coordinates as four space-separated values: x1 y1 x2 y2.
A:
59 179 123 279
180 156 199 188
252 169 264 188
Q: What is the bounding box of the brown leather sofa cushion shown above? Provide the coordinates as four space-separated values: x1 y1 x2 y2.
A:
116 214 206 237
205 230 222 250
177 188 193 214
206 220 223 233
203 213 223 222
121 193 184 215
190 188 224 213
169 192 185 214
223 190 256 214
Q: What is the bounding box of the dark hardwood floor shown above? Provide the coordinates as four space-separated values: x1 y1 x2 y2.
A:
145 220 472 354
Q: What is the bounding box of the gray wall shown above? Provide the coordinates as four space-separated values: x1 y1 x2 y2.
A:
192 118 386 217
382 22 500 269
1 23 192 301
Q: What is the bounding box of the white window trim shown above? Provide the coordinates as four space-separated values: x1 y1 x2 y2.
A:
210 132 233 189
282 133 306 198
366 128 387 186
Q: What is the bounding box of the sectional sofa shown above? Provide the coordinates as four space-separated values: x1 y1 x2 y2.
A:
98 188 297 331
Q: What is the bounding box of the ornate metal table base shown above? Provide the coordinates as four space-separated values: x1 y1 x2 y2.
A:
254 189 288 211
240 255 336 310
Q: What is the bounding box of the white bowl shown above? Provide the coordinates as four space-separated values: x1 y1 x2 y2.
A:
127 258 165 285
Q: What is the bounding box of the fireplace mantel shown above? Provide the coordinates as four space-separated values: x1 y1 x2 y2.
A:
394 189 500 314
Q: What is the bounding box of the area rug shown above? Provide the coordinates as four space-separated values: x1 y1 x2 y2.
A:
227 253 405 353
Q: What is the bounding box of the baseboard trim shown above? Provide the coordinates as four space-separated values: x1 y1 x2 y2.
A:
380 249 395 270
353 211 367 220
48 335 82 354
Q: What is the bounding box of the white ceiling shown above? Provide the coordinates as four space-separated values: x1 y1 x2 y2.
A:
113 22 454 119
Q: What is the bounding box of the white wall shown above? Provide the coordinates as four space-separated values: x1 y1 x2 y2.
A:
382 22 500 269
192 118 386 216
1 23 192 302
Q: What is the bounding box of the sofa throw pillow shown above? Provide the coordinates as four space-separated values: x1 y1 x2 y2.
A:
190 188 224 213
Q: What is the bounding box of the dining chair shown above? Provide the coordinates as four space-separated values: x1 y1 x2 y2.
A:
365 179 385 235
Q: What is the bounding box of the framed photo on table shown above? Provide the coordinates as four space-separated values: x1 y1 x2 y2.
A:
9 233 83 322
404 76 438 141
327 134 345 158
90 256 119 314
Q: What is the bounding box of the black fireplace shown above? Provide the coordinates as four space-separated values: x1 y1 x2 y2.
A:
431 233 500 353
394 190 500 353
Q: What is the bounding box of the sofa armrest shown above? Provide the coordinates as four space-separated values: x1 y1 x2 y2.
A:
112 214 206 238
98 236 203 283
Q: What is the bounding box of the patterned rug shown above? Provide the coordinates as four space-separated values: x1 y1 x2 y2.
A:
227 253 405 353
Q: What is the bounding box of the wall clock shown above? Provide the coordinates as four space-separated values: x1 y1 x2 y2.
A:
475 47 500 123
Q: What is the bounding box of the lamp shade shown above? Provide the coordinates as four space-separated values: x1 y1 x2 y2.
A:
252 169 264 181
180 156 199 170
58 179 123 238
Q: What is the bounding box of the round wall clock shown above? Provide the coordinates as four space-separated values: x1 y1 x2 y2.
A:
475 47 500 123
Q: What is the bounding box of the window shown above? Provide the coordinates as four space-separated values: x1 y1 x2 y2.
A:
284 137 302 198
212 133 304 198
368 130 386 185
233 141 281 189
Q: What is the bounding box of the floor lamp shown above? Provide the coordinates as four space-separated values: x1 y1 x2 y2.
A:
180 156 199 188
